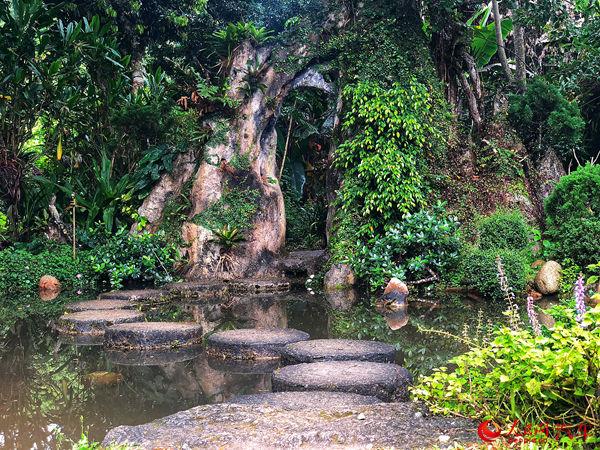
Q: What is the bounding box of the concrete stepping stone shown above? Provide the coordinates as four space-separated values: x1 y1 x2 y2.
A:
55 309 145 335
104 322 203 349
65 299 133 313
281 339 396 365
272 361 412 402
228 391 380 409
99 289 168 303
106 346 202 366
206 328 310 359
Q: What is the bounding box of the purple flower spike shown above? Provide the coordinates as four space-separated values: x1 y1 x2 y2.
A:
574 274 586 325
527 295 541 336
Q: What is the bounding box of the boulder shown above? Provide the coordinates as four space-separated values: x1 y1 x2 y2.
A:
323 264 355 292
39 275 61 298
534 261 562 295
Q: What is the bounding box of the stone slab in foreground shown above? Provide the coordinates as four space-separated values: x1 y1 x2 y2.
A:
65 299 133 313
273 361 412 401
55 310 145 335
102 402 476 449
207 328 310 359
282 338 396 365
104 322 203 349
228 391 380 409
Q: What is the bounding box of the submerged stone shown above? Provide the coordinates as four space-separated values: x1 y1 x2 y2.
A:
207 328 310 359
55 309 145 335
272 361 412 402
102 402 476 449
84 371 124 387
104 322 203 349
228 391 380 409
65 299 134 313
281 339 396 365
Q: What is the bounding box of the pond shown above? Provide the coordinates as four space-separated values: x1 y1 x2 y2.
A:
0 289 514 448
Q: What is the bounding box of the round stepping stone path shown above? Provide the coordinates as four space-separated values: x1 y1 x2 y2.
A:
272 361 412 402
282 339 396 365
55 309 144 335
104 322 203 349
207 328 309 359
228 391 380 409
65 299 133 313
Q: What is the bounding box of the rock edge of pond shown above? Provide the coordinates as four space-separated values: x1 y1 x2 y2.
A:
102 401 476 449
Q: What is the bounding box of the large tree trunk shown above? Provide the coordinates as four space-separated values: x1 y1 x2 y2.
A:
139 41 333 280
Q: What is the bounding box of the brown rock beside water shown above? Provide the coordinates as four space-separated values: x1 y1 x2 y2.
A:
534 261 562 295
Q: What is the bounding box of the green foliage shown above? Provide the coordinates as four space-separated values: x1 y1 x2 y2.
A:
88 228 179 289
284 196 325 250
212 21 272 56
477 210 532 251
413 306 600 429
467 3 513 67
210 224 245 250
0 241 95 295
508 78 585 164
192 186 260 233
560 258 583 297
351 203 461 291
459 247 529 301
335 80 441 230
545 164 600 267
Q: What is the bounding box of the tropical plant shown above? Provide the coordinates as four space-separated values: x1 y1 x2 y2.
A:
212 21 273 57
211 224 245 250
351 203 461 291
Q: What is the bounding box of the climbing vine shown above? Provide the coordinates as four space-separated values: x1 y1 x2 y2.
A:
335 80 443 233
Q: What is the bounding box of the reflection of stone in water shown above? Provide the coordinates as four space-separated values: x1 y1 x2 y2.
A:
186 295 288 334
193 355 271 404
106 346 203 366
58 333 104 346
206 355 280 375
324 289 358 311
377 303 408 331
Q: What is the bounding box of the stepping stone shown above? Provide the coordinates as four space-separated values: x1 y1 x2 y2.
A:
55 310 145 335
228 391 380 409
206 328 310 359
206 355 280 374
106 346 202 366
104 322 203 349
281 339 396 365
272 361 412 402
65 299 134 313
99 289 169 303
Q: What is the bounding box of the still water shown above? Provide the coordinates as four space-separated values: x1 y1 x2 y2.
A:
0 290 510 448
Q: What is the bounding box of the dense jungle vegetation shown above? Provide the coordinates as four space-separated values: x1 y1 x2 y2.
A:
1 0 600 447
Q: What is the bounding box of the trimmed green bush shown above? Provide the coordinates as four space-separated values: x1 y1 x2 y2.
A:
460 247 529 301
477 210 531 251
0 242 95 295
545 164 600 267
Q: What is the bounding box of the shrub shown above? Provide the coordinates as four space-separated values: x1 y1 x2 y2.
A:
508 77 585 163
412 306 600 430
0 241 95 295
459 247 529 301
351 202 461 291
545 164 600 267
477 210 531 251
88 228 180 289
